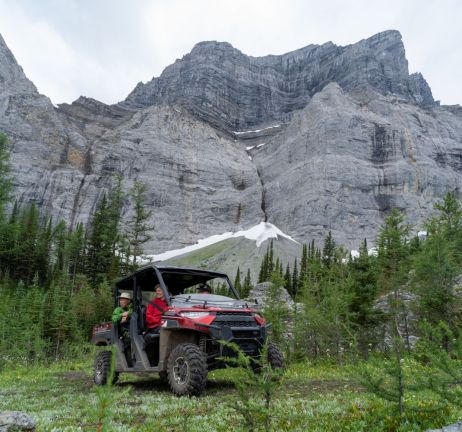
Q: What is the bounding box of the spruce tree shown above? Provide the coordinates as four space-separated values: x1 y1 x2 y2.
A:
86 194 112 286
234 266 242 295
435 192 462 245
374 209 411 415
268 240 274 275
413 195 462 336
16 204 40 282
126 181 153 269
241 269 252 298
258 245 270 283
298 244 308 293
284 263 292 296
291 258 298 298
0 134 11 219
349 238 381 358
322 231 336 268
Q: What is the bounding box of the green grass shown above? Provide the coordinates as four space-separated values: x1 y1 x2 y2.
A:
166 238 237 267
0 355 460 431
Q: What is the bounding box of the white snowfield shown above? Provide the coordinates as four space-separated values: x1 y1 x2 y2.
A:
146 222 299 262
233 124 281 135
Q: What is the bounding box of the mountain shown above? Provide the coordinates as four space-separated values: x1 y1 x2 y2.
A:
1 30 462 269
123 30 435 131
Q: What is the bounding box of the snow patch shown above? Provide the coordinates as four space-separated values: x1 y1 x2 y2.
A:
233 124 281 135
246 146 255 151
417 230 427 239
248 155 252 160
256 143 266 148
350 250 360 259
350 247 378 259
147 222 299 262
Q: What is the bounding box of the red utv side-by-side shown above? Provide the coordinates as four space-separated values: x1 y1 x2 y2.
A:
92 265 283 396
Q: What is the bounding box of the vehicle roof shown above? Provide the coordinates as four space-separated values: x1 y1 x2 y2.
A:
115 264 229 286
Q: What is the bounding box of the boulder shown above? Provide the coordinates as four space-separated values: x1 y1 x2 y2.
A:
373 290 420 350
248 282 295 312
427 423 462 432
0 412 35 431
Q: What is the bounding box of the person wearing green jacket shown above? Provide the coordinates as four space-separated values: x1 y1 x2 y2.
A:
112 292 133 366
112 292 133 338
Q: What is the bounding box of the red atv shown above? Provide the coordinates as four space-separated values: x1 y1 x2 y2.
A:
92 265 283 396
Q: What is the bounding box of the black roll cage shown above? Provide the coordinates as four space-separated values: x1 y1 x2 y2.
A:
114 265 239 308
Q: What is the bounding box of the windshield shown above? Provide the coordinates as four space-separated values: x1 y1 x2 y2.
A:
158 270 239 300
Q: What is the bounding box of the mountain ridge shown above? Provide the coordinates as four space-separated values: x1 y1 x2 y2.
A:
1 30 461 268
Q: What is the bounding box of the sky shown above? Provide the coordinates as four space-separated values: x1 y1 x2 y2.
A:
0 0 460 105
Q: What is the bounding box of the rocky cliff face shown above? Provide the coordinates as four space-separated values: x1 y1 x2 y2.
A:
1 30 461 254
252 82 462 247
124 30 435 131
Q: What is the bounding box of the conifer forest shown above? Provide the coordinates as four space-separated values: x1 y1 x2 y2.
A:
3 126 462 431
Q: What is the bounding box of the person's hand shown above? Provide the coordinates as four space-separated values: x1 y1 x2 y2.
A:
121 316 127 324
122 311 129 318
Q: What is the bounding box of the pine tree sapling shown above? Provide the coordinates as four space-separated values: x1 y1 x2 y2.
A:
219 341 284 432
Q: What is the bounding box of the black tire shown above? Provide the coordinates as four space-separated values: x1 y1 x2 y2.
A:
167 343 207 396
94 351 119 385
267 343 284 370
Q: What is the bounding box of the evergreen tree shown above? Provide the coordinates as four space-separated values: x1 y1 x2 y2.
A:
258 244 272 283
322 231 336 268
263 271 289 345
349 238 381 358
291 258 298 298
298 243 308 292
435 192 462 248
241 269 252 298
309 239 316 261
274 257 280 279
15 204 40 282
35 216 52 283
126 181 153 269
67 222 87 288
234 266 242 296
268 240 274 275
284 263 292 296
375 209 412 415
0 133 11 219
86 194 112 286
412 195 462 336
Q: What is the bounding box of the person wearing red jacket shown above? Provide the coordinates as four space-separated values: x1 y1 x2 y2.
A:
145 284 168 333
144 284 168 365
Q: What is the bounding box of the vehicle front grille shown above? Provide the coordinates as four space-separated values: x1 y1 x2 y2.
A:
214 320 256 328
215 311 252 317
232 330 261 339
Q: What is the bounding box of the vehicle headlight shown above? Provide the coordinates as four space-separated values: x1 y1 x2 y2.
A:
179 311 211 319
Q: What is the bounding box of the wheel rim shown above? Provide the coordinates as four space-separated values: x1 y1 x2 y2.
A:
173 356 189 385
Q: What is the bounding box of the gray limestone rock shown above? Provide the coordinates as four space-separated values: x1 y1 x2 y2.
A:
248 282 294 310
252 82 462 249
124 30 434 131
1 29 462 257
0 411 35 431
427 423 462 432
